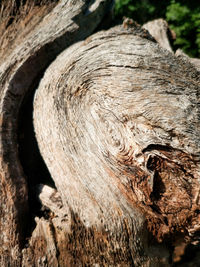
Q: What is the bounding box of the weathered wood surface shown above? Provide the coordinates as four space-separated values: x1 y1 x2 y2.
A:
143 19 200 73
175 49 200 71
143 18 175 52
0 0 112 265
0 0 200 265
32 24 200 266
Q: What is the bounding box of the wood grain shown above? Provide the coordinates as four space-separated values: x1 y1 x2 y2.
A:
33 24 200 265
0 0 112 265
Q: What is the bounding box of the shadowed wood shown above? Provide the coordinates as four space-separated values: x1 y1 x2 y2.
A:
0 0 112 265
32 24 200 266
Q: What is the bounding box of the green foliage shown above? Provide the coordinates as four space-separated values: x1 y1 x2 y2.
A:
115 0 168 24
166 1 200 57
114 0 200 57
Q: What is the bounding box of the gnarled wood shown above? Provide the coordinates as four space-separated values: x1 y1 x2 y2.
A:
0 0 112 265
0 1 200 265
32 24 200 265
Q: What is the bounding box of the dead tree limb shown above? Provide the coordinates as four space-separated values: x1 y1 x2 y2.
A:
0 1 200 266
33 25 200 266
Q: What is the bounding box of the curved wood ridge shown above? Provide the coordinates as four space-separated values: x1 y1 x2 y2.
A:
0 0 112 265
33 24 200 265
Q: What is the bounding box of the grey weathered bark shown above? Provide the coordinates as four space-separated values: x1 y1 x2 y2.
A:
142 19 200 73
0 1 200 266
175 49 200 71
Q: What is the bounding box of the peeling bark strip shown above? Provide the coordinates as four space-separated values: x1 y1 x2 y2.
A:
0 0 112 265
33 24 200 265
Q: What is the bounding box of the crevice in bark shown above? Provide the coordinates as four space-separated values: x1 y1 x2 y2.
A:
143 144 172 153
172 243 200 266
142 145 200 263
150 171 165 202
18 72 55 239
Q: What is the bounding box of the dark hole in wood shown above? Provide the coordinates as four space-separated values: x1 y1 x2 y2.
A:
18 72 55 237
142 143 172 153
173 243 200 266
151 171 166 202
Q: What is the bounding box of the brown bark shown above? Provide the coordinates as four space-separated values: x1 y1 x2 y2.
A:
0 0 113 265
0 2 200 266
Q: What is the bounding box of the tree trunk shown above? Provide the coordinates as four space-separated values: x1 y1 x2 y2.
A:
0 1 200 266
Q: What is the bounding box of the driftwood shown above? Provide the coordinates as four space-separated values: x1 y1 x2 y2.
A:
0 1 200 266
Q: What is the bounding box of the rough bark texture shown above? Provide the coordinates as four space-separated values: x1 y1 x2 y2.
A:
0 1 200 266
175 49 200 71
142 19 200 73
0 0 113 265
32 24 200 266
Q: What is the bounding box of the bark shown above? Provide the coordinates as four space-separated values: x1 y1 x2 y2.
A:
0 2 200 266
